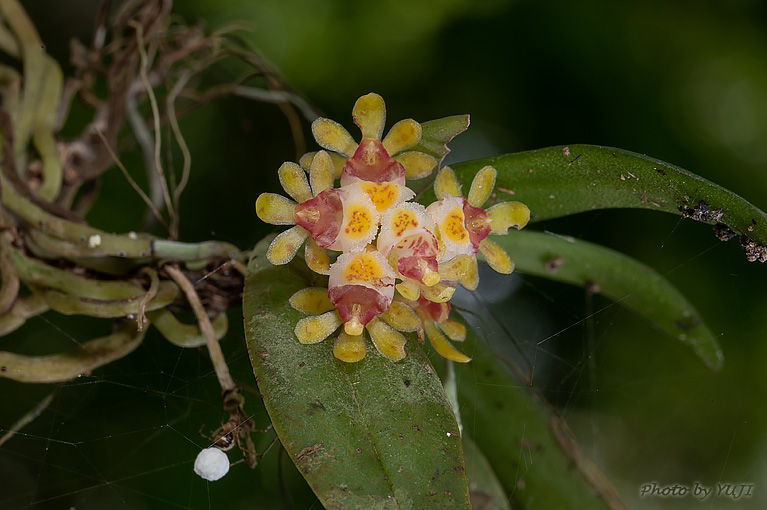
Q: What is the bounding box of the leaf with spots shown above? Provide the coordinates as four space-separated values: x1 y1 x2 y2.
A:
243 237 471 509
446 144 767 263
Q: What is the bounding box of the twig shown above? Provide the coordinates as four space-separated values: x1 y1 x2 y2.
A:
129 20 175 231
230 85 318 123
167 70 192 238
0 390 57 447
164 264 235 393
94 128 170 233
125 80 163 212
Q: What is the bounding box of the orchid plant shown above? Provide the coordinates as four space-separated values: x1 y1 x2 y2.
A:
1 1 765 509
245 92 767 508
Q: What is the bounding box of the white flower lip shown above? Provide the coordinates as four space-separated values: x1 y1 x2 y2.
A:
328 250 396 293
377 201 435 256
427 194 475 261
328 184 381 252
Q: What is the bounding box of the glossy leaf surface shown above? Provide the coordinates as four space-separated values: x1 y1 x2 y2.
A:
243 239 471 509
449 145 767 260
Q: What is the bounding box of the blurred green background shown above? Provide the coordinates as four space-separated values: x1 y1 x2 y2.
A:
2 0 766 508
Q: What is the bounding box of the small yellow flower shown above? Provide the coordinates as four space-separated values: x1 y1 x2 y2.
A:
427 165 530 288
302 93 439 182
255 93 531 365
289 285 413 363
377 202 442 297
328 250 395 335
255 151 336 270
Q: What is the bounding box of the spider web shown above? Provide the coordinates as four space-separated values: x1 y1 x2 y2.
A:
455 210 766 510
0 211 764 510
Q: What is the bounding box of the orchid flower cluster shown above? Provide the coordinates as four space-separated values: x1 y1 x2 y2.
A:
256 93 530 363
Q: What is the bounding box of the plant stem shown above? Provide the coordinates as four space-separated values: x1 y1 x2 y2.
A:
164 264 235 393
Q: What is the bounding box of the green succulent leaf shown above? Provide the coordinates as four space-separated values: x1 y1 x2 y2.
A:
0 320 146 383
450 145 767 262
456 325 623 510
243 238 471 509
494 229 723 370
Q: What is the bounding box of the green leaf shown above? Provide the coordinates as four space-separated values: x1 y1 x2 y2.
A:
493 229 723 370
243 238 471 509
462 435 510 510
450 145 767 262
456 325 623 510
412 115 471 164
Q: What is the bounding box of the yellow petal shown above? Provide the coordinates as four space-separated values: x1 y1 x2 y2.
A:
333 332 367 363
294 310 342 344
289 287 333 315
366 317 406 361
395 279 421 301
352 93 386 140
423 318 470 363
487 201 531 233
302 151 346 179
382 119 421 156
460 256 479 290
438 254 473 281
278 161 313 203
329 152 347 178
312 118 358 157
434 166 462 198
255 193 297 225
309 150 335 196
478 238 514 274
299 152 314 170
304 238 330 274
467 165 497 208
439 319 466 342
379 301 420 332
395 151 437 180
420 282 455 303
266 226 309 265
